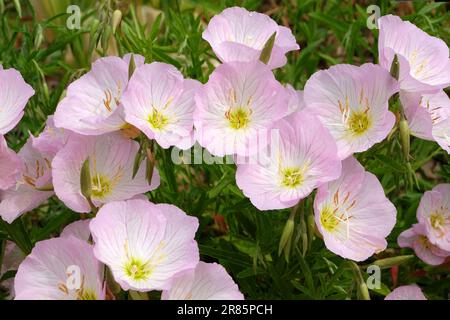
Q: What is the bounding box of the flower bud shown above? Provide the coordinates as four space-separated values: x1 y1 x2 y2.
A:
278 217 294 257
373 255 414 269
128 54 136 80
145 147 155 185
112 9 123 34
259 32 276 65
399 118 410 160
358 282 371 300
80 158 92 199
390 54 399 81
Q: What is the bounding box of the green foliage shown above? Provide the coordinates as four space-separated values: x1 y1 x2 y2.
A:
0 0 449 300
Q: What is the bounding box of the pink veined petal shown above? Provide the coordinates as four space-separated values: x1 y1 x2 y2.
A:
416 184 450 251
31 115 71 158
385 284 427 300
304 63 398 159
123 63 200 149
14 236 105 300
202 7 299 69
236 110 341 210
0 241 25 299
378 15 450 92
54 56 133 135
52 132 159 213
61 219 92 243
89 199 199 292
0 138 54 223
194 60 288 157
161 262 244 300
0 136 23 190
315 157 396 261
0 67 35 135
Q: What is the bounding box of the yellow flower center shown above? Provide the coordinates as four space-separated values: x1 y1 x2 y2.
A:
348 112 371 135
281 168 304 188
91 174 112 198
226 108 250 130
430 212 445 230
124 258 153 281
148 109 169 130
78 289 98 300
320 206 340 232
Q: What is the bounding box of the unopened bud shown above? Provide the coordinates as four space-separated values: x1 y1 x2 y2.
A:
112 9 123 34
390 54 399 81
358 282 371 300
278 218 295 257
132 149 143 179
145 147 155 185
373 255 414 269
101 25 112 52
128 54 136 80
259 32 276 65
399 119 410 160
80 158 92 199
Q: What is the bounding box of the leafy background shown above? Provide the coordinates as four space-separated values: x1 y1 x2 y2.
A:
0 0 449 299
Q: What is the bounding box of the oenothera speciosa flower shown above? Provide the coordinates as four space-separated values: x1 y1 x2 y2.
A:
54 54 144 135
122 62 200 149
202 7 299 69
304 63 399 160
31 116 71 158
378 15 450 93
401 90 450 153
314 157 396 261
384 285 427 300
416 184 450 251
52 132 159 213
0 139 54 223
0 136 23 190
398 223 450 266
161 262 244 300
89 199 199 291
0 65 34 134
194 60 288 157
14 237 104 300
61 219 92 243
236 110 341 210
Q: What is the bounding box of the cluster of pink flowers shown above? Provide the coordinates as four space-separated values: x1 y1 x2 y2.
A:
0 7 449 300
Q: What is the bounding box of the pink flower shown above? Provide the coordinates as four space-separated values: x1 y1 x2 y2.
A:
314 157 396 261
401 90 450 153
194 60 288 157
398 223 450 266
385 284 427 300
61 219 92 243
236 110 341 210
14 236 105 300
123 62 200 149
416 184 450 251
378 15 450 93
89 199 199 291
52 132 159 213
286 84 305 115
31 116 71 158
0 139 54 223
202 7 299 69
0 66 35 134
0 241 25 299
161 262 244 300
304 63 399 159
0 135 23 190
54 54 144 135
